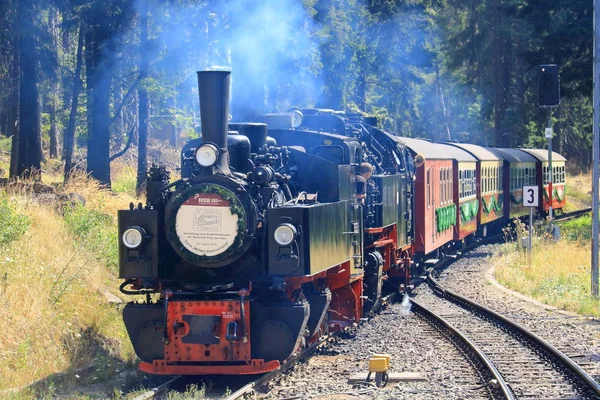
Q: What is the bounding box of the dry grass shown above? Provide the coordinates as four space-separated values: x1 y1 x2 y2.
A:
0 165 143 397
493 238 600 316
564 170 592 212
494 172 598 316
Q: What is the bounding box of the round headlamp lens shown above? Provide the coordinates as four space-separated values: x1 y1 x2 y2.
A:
274 223 297 246
290 109 304 128
195 143 219 167
122 226 145 249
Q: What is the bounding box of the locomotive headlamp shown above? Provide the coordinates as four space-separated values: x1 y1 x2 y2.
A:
122 226 146 249
195 143 220 167
289 108 304 128
274 223 297 246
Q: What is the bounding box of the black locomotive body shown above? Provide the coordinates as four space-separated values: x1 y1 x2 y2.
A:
119 71 414 375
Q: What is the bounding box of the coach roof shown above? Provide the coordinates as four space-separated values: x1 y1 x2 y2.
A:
446 143 502 161
486 148 538 163
517 148 567 162
397 137 477 162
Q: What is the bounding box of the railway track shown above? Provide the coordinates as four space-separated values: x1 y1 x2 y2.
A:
129 207 593 399
554 207 592 222
414 271 600 399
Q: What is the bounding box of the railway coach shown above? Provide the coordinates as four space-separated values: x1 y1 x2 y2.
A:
448 143 504 235
518 149 566 215
393 137 477 265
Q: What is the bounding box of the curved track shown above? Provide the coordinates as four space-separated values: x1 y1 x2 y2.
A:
418 271 600 399
411 298 513 399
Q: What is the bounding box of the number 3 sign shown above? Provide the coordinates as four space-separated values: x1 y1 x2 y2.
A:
522 186 539 207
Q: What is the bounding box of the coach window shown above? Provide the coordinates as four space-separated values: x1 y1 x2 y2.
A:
449 169 453 201
512 167 517 190
439 170 443 205
444 169 448 204
443 169 447 204
427 169 431 209
520 167 524 189
498 167 502 191
496 167 500 191
466 170 471 197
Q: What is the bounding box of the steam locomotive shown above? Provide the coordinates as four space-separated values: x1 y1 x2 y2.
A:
118 70 567 375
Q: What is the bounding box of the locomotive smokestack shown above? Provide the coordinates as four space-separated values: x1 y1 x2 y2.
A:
197 70 231 174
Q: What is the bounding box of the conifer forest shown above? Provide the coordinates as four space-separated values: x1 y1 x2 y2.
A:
0 0 592 187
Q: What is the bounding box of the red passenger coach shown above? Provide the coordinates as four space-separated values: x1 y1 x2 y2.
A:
518 149 567 214
400 138 476 259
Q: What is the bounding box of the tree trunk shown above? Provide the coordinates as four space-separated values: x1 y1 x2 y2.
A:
492 0 502 147
85 20 112 186
435 62 452 142
136 0 150 193
169 86 177 147
49 99 59 158
48 8 60 159
356 73 366 112
64 24 84 181
9 33 20 178
16 0 42 177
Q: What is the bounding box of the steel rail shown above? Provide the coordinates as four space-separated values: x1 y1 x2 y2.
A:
411 298 514 400
553 207 592 222
427 271 600 396
223 339 324 400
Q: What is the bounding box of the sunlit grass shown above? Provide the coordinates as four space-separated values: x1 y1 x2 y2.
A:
495 172 598 316
564 171 592 213
0 172 138 395
494 238 600 316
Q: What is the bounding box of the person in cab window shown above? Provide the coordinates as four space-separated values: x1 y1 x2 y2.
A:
356 162 374 202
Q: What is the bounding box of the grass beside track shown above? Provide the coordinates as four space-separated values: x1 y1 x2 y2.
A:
0 167 147 398
494 172 599 318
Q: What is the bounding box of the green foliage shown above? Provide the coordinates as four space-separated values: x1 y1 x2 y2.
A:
0 192 30 246
111 174 137 194
0 136 11 153
435 203 456 232
459 199 478 222
62 204 118 272
560 215 591 242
